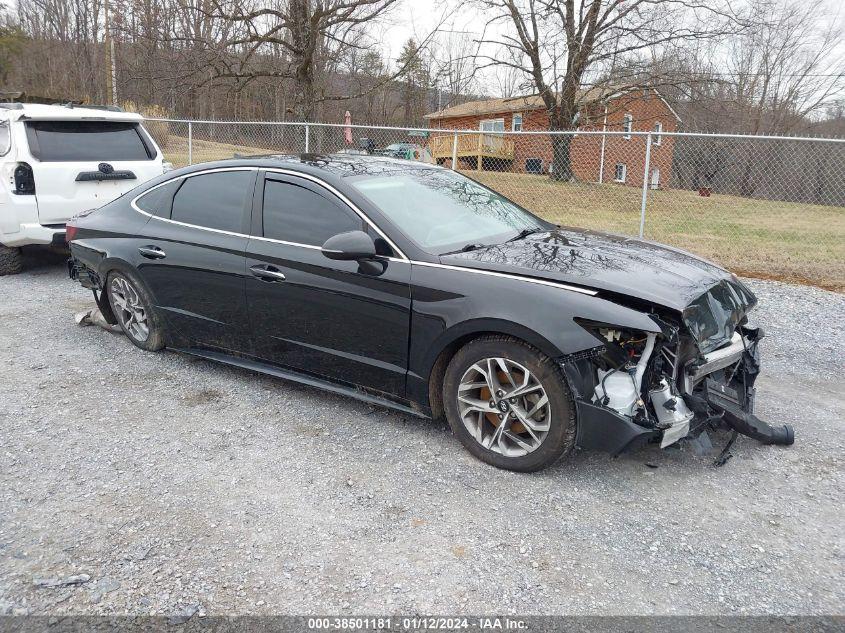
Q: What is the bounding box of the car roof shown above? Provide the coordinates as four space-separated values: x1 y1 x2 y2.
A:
174 153 443 181
0 103 144 123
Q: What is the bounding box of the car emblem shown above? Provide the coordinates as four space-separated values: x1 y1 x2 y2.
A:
98 162 114 174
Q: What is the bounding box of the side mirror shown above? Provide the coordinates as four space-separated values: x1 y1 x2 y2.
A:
321 230 377 261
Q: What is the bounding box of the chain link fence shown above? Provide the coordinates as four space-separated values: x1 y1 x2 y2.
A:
146 118 845 291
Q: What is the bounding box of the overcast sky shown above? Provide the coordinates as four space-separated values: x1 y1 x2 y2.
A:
378 1 485 68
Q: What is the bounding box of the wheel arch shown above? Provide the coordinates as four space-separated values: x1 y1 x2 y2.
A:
424 319 559 421
98 257 158 298
96 257 169 330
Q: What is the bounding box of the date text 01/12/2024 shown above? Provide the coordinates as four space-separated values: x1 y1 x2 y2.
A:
307 617 528 630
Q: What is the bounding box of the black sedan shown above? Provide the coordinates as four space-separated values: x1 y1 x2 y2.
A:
68 155 793 471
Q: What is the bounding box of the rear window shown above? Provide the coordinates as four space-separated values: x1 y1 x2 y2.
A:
135 179 181 218
25 121 155 162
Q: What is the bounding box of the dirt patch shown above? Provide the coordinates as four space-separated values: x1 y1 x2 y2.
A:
181 388 223 406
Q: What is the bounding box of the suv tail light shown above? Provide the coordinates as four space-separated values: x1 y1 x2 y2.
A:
13 162 35 195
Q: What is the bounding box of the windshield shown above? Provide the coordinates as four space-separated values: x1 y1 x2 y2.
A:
350 168 545 254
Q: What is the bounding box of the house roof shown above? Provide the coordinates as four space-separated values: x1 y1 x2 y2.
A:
425 86 681 122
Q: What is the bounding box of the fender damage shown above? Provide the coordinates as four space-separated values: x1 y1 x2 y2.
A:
557 278 794 459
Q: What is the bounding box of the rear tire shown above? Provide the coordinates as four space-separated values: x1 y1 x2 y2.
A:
0 245 23 276
105 270 166 351
443 336 577 472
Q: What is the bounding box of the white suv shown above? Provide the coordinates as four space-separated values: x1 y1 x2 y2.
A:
0 103 166 275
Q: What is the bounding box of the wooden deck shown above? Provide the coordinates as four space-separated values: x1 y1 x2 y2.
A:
429 133 515 170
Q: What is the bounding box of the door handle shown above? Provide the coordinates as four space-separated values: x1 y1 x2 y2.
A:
138 245 166 259
250 264 286 282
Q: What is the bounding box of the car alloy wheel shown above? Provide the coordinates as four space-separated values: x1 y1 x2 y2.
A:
109 275 150 343
457 357 551 457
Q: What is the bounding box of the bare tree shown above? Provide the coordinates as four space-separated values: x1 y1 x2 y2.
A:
428 28 480 111
190 0 414 119
471 0 741 180
727 0 844 194
186 0 399 120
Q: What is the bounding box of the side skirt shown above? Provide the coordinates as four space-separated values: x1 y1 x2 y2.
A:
170 347 428 419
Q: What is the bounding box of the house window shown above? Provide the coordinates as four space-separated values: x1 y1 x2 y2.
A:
512 113 523 132
614 163 627 183
622 113 633 139
651 168 660 189
480 118 505 134
653 121 663 145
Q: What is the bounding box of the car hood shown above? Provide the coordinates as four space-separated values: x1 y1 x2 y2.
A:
441 227 749 313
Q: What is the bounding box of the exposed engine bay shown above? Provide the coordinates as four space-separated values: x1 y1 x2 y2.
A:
561 281 795 461
591 327 695 449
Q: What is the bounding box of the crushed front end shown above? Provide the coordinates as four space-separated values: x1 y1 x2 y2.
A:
561 277 794 459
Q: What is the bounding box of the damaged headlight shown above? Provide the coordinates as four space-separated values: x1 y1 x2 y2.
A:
683 278 757 354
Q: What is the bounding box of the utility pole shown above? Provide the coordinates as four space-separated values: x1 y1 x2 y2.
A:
103 0 118 105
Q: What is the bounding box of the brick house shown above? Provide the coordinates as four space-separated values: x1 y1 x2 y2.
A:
424 88 680 188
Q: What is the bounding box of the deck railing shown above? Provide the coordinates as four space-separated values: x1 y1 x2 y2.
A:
430 133 516 162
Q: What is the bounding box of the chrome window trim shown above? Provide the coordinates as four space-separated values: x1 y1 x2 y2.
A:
410 260 598 296
249 234 406 263
249 234 321 250
263 167 408 261
129 165 596 292
130 166 257 238
130 167 410 261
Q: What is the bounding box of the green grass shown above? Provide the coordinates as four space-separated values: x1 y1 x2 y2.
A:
469 172 845 292
163 137 276 168
160 137 845 291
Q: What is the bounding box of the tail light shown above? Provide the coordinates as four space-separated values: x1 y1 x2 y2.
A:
13 162 35 195
65 223 79 242
65 208 96 242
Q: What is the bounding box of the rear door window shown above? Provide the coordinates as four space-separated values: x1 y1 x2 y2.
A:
262 178 361 246
25 121 155 161
135 179 181 218
170 170 254 233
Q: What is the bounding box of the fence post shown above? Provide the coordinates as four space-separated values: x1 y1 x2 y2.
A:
639 133 653 239
304 123 310 153
187 121 193 166
451 132 458 170
477 132 483 172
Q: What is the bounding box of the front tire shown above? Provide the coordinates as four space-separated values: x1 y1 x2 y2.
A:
106 270 166 351
0 244 23 276
443 336 577 472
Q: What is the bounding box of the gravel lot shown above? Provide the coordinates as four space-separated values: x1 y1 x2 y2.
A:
1 249 843 617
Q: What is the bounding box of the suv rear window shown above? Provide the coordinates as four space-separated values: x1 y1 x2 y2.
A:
25 121 155 162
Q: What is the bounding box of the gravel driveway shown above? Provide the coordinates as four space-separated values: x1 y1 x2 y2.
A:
1 251 842 617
